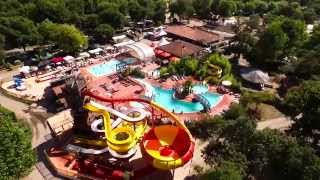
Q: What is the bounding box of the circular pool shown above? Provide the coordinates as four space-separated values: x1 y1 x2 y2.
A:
152 86 222 113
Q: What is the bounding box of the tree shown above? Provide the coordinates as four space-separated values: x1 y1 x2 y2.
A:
0 16 40 50
128 0 145 22
218 0 237 17
169 0 194 21
99 8 126 28
33 0 70 23
0 106 36 179
39 20 87 53
201 161 244 180
193 0 213 19
0 34 5 68
252 20 288 65
280 18 306 50
189 99 320 179
275 2 304 20
94 24 114 43
152 0 166 25
284 80 320 150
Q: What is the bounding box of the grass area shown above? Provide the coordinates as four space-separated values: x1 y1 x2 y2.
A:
249 103 284 121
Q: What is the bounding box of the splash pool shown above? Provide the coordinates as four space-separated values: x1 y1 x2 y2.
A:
88 58 137 77
152 86 222 113
88 59 121 77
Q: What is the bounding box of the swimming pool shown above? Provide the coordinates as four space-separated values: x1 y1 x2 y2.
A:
88 59 121 77
152 86 222 113
192 84 209 94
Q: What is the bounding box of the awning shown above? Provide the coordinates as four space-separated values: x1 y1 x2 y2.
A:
19 66 30 73
51 57 64 64
222 80 232 86
63 56 75 63
79 52 90 58
38 59 52 67
88 48 103 54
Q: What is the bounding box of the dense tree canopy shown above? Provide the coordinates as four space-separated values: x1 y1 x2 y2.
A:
187 103 320 179
284 81 320 151
0 106 36 179
0 16 40 50
38 20 88 53
94 24 115 43
0 0 167 51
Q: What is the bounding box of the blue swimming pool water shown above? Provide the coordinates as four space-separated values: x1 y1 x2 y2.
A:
152 86 222 113
88 59 121 77
192 84 209 94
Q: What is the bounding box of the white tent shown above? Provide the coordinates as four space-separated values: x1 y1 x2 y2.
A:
114 40 135 48
63 56 75 63
19 66 30 74
79 52 90 58
126 42 155 60
241 69 270 84
88 48 103 54
112 35 127 43
153 26 167 38
158 37 170 46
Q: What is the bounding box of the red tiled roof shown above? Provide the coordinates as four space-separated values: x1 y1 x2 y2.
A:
165 25 221 45
156 40 202 58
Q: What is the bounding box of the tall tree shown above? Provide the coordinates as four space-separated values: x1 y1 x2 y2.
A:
0 34 5 68
251 19 288 66
0 16 40 50
39 20 87 53
193 0 213 19
218 0 237 17
94 24 114 43
284 80 320 151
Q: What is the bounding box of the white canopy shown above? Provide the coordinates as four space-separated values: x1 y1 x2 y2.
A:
114 40 135 48
88 48 103 54
241 69 270 84
158 37 170 46
105 46 114 50
222 80 232 86
112 35 127 43
126 42 155 60
19 66 30 74
64 56 75 61
79 52 90 58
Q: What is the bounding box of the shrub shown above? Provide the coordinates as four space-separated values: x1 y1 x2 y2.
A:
0 106 36 179
129 67 145 78
240 90 278 106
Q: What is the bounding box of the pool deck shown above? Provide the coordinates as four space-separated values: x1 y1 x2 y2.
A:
80 61 235 122
144 77 235 120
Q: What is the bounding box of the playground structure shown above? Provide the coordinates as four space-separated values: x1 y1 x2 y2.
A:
14 77 27 91
46 89 195 179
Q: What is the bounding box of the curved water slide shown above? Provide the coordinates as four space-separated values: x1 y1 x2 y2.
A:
85 90 195 170
88 101 148 123
83 102 147 155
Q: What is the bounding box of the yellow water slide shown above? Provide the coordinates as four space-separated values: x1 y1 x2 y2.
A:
83 103 146 153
